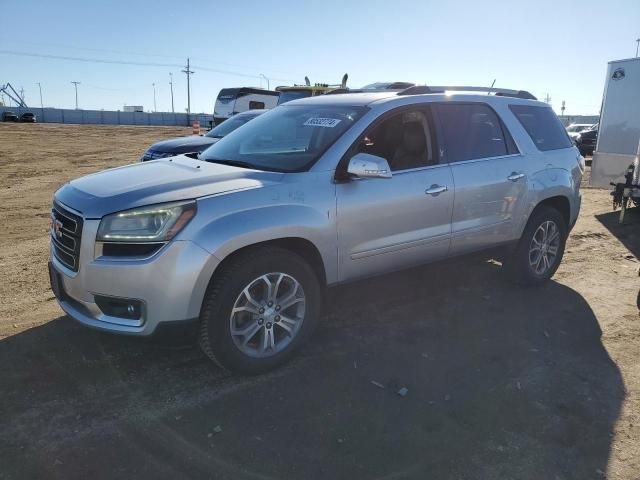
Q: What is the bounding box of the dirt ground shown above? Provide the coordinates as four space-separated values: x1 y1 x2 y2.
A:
0 123 639 480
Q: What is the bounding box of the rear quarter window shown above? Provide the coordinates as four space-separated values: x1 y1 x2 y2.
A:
509 104 572 151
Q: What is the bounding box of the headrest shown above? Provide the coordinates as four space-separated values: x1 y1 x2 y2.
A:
403 123 426 153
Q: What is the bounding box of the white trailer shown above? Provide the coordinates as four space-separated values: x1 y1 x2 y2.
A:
213 88 279 125
591 57 640 187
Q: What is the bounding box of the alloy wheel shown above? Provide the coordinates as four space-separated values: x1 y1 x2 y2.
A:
528 220 560 276
229 273 306 358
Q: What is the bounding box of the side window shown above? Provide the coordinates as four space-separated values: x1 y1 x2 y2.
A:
436 103 508 162
509 104 572 151
354 108 437 171
249 101 265 109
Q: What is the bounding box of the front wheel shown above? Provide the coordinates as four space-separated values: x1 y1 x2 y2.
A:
505 206 568 286
199 247 322 374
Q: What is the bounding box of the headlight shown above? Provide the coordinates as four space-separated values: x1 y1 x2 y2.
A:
141 150 174 162
97 201 196 242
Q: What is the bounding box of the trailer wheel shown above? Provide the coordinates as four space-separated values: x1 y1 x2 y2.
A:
619 196 629 224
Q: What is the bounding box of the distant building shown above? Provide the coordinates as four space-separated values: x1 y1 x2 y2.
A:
123 105 144 113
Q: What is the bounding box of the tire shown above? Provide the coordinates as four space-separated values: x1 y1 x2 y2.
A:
619 197 629 224
505 206 568 286
198 246 322 374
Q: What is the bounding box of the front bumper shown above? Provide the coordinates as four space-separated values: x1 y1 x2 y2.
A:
49 218 220 336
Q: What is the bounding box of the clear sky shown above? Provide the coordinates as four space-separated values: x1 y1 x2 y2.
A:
1 0 638 115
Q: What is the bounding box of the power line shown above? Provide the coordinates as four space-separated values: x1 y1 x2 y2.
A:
15 41 188 60
0 49 180 68
12 40 301 80
0 49 299 83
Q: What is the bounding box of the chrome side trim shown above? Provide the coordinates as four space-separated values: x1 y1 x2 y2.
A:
351 234 450 260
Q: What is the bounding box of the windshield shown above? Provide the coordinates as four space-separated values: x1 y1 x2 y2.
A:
206 113 261 138
216 88 239 104
277 90 313 105
567 124 589 132
200 105 367 172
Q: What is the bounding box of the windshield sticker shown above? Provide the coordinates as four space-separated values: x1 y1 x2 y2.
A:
303 117 342 128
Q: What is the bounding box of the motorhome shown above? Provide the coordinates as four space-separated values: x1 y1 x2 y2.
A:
213 87 278 125
591 57 640 187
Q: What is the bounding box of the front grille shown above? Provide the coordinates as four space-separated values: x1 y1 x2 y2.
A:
51 202 83 272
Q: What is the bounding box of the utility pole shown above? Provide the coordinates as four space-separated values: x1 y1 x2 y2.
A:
636 38 640 57
169 72 175 113
19 87 25 106
543 93 551 104
259 73 270 90
37 82 43 109
152 83 157 112
71 81 80 109
561 100 566 117
181 58 194 116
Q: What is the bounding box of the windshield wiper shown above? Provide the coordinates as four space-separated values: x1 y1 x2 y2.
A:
204 158 260 170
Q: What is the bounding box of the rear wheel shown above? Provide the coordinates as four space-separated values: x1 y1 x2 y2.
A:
199 247 321 374
506 206 567 286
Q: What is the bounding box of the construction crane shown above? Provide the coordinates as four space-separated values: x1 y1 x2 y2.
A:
0 83 27 107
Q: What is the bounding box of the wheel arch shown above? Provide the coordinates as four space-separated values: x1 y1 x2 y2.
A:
532 195 571 227
213 237 328 288
519 162 577 236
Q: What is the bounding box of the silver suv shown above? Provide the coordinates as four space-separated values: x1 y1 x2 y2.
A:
49 86 584 373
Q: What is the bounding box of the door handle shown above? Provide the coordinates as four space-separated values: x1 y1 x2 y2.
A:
425 184 448 196
507 172 525 182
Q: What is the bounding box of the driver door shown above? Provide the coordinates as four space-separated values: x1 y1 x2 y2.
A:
335 106 454 282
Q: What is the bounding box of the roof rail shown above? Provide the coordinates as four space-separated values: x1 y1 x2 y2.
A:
397 85 536 100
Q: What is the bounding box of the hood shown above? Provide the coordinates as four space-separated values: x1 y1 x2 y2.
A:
148 135 218 154
55 155 283 218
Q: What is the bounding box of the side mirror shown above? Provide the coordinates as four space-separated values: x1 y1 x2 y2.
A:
347 153 392 179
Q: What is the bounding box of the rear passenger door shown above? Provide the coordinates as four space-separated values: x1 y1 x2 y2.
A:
434 103 528 255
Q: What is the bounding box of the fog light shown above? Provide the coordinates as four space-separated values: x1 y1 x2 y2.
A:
94 295 142 320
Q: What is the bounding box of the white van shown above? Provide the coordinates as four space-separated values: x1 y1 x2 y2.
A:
213 87 279 125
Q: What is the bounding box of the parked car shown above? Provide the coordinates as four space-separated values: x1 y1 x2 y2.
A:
140 110 266 161
19 112 36 123
566 123 592 134
2 111 18 122
574 124 598 156
49 85 583 374
565 123 593 142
